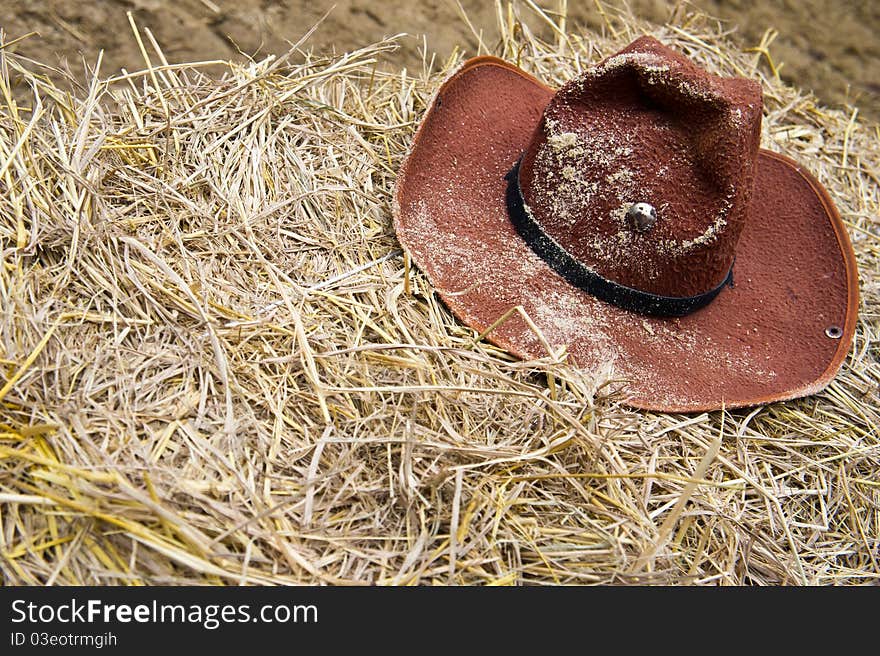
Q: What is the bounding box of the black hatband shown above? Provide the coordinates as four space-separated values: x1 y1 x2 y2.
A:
505 161 733 317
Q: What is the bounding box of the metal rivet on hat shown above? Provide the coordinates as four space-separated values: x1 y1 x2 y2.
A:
825 325 843 339
626 202 658 232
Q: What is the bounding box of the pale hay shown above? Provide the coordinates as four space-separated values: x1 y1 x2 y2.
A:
0 2 877 585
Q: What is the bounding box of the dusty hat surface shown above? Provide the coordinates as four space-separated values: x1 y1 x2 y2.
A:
393 37 858 412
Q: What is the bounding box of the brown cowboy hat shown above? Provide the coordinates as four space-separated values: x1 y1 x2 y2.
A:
393 36 858 412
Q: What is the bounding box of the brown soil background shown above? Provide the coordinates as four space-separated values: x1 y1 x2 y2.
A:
0 1 878 123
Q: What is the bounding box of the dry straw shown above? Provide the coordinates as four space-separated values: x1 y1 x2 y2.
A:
0 1 878 585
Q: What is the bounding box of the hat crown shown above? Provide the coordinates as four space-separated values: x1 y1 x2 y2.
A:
518 36 763 299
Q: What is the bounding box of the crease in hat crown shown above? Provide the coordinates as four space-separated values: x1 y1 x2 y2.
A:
516 36 764 303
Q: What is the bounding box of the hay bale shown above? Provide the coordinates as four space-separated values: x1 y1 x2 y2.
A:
0 3 877 585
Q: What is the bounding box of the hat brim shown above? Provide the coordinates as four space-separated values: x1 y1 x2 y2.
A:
393 57 859 412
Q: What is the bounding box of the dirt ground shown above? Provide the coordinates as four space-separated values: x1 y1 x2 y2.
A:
0 0 877 123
